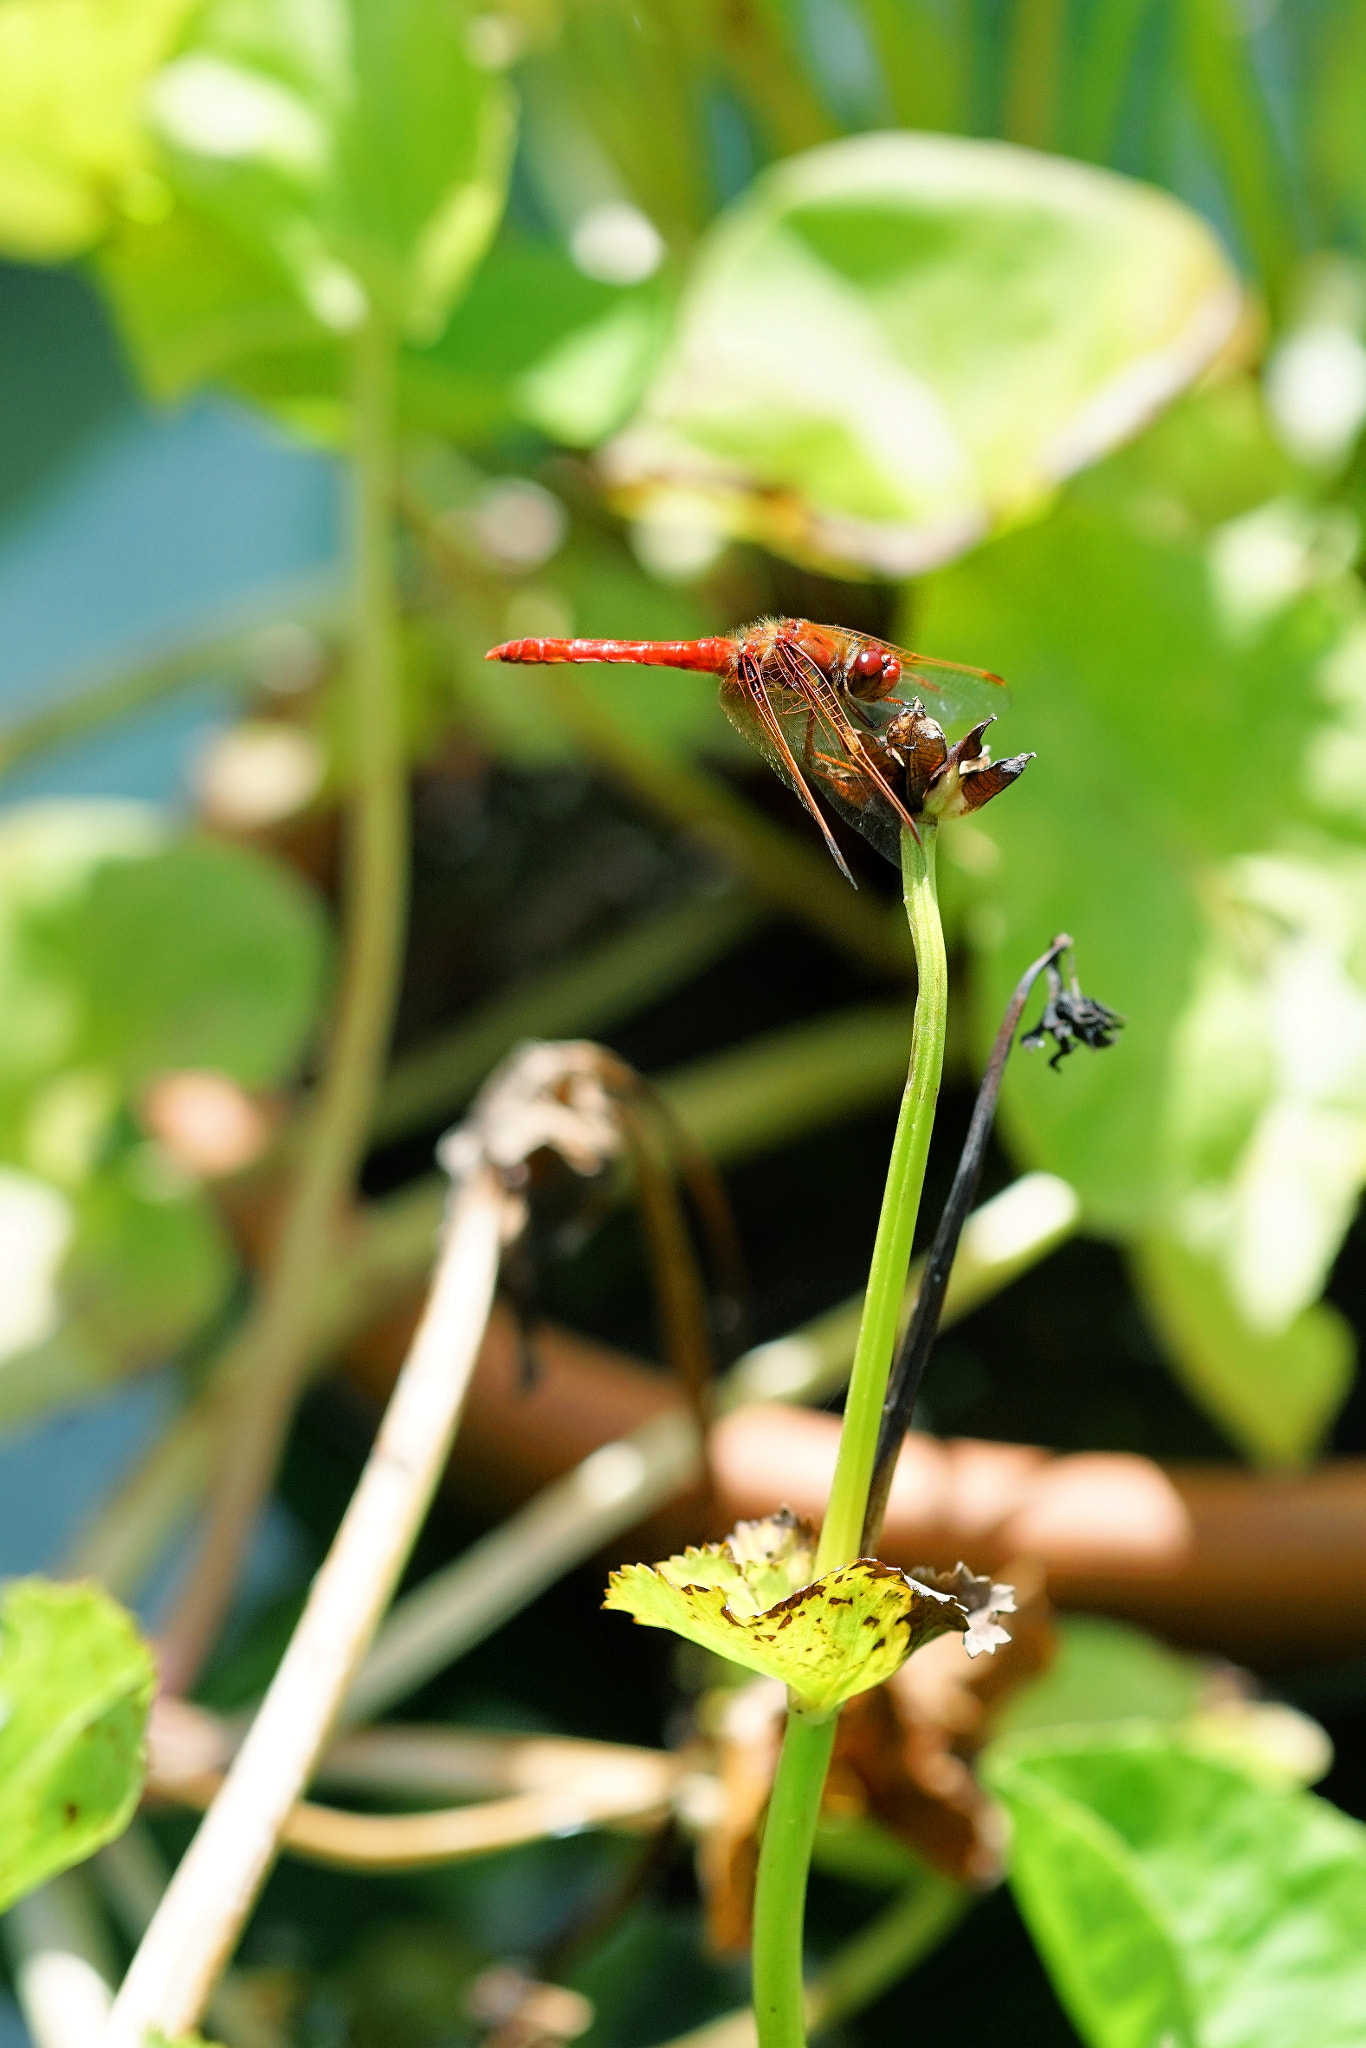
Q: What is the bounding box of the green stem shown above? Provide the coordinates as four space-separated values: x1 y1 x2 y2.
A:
751 1709 839 2048
155 314 410 1694
815 823 947 1575
752 824 948 2048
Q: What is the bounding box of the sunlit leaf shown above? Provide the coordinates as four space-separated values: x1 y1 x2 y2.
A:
1136 1235 1354 1468
605 131 1240 574
0 1154 235 1426
984 1726 1366 2048
918 385 1366 1455
0 801 163 1124
604 1512 973 1713
0 808 322 1422
404 240 653 443
994 1616 1209 1738
993 1616 1332 1789
0 0 192 260
0 1579 154 1912
100 0 515 402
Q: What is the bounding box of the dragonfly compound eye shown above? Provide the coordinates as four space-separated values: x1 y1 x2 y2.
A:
851 645 886 683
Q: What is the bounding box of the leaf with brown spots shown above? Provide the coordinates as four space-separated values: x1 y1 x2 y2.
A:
606 1522 968 1714
0 1577 155 1911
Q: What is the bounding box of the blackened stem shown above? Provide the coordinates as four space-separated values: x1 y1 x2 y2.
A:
860 931 1073 1554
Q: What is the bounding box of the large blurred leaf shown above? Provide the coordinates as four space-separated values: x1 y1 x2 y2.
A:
918 384 1366 1458
78 833 328 1087
1136 1232 1354 1469
156 235 669 443
0 805 324 1420
0 1156 234 1425
0 802 326 1125
604 131 1241 575
0 1171 235 1425
0 0 192 259
0 801 163 1124
100 0 514 405
983 1727 1366 2048
0 1578 154 1912
993 1616 1207 1738
403 240 659 444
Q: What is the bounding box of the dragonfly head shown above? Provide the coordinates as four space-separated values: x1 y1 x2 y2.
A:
846 642 902 691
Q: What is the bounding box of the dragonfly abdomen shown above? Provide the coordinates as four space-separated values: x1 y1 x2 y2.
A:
487 636 735 673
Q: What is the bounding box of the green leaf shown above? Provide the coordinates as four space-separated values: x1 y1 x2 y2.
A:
604 1512 974 1713
606 131 1240 573
0 0 192 260
0 1578 155 1912
96 195 325 403
993 1616 1208 1739
983 1726 1366 2048
0 809 319 1422
62 1153 236 1360
0 1153 234 1425
917 387 1366 1453
1135 1236 1353 1468
514 287 669 447
100 0 515 404
994 1617 1333 1790
0 801 164 1123
403 240 655 443
77 833 328 1089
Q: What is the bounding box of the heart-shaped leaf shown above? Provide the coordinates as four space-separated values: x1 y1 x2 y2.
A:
604 132 1240 574
984 1726 1366 2048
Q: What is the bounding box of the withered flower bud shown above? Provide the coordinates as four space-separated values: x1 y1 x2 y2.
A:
926 715 1035 820
880 708 1034 822
1022 959 1125 1070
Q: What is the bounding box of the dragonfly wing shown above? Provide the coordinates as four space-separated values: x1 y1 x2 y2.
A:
886 647 1009 730
762 673 905 869
811 762 903 866
719 672 858 885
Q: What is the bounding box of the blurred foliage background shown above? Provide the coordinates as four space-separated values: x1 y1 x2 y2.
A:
8 0 1366 2043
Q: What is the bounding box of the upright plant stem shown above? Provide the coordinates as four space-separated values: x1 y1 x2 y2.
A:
750 823 948 2048
157 316 410 1693
750 1710 839 2048
816 823 947 1577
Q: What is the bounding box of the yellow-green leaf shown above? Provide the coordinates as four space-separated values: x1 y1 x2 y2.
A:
0 1579 155 1911
604 1513 970 1714
0 0 191 260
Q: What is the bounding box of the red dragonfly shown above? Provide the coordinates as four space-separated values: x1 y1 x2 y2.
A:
486 617 1008 881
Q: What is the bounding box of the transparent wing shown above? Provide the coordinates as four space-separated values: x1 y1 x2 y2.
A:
720 678 904 870
881 642 1008 730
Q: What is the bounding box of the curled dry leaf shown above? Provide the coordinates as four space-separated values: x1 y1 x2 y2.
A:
907 1562 1017 1659
438 1040 624 1218
436 1037 743 1409
604 1512 1003 1716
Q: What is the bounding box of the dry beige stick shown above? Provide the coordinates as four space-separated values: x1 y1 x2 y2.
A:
154 1740 683 1872
96 1824 288 2048
102 1165 505 2048
341 1409 701 1726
